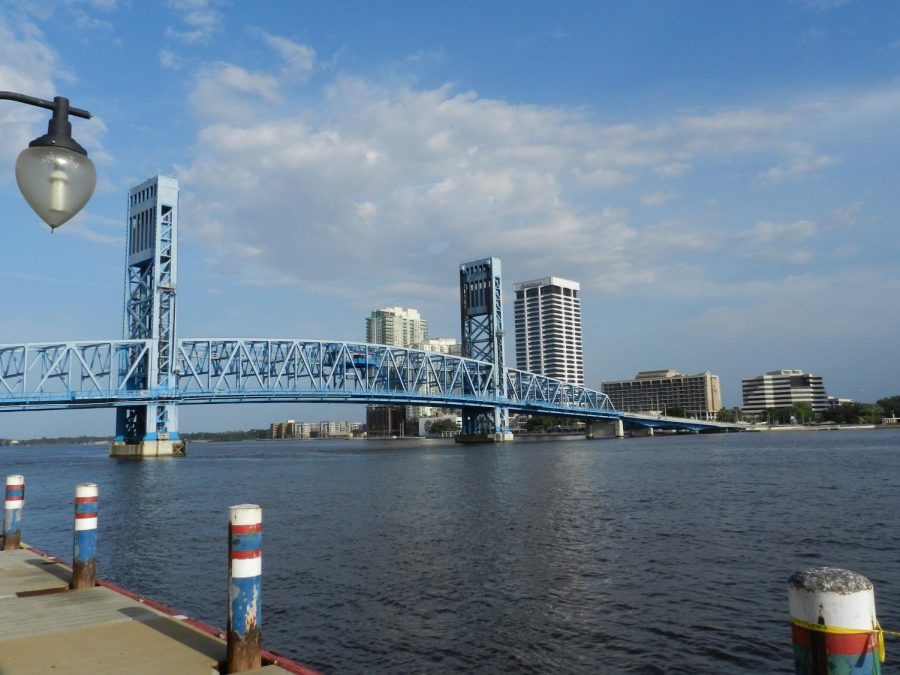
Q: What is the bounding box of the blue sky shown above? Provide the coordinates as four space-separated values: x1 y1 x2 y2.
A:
1 0 899 437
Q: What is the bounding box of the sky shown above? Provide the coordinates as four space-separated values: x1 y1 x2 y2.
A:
1 0 899 438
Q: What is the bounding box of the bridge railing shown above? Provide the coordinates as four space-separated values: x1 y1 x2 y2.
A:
0 340 151 404
174 339 498 404
504 368 618 417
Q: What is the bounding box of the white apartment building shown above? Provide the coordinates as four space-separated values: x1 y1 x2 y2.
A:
365 307 428 434
366 307 428 347
741 369 828 413
513 277 584 386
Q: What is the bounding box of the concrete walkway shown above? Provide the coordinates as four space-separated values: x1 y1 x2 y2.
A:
0 547 308 674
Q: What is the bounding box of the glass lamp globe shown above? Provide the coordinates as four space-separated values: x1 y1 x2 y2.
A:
15 145 97 230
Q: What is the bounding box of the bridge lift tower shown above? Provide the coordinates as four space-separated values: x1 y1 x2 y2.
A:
110 175 184 458
459 257 514 442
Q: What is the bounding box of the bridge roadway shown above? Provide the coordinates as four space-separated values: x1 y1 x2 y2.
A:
0 337 738 433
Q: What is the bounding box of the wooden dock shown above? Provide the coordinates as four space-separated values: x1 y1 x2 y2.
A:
0 546 315 674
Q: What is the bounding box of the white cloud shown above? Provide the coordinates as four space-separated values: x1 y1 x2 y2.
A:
159 49 182 70
741 220 817 245
165 0 222 44
759 146 839 183
832 196 867 227
84 0 118 10
692 269 898 348
169 42 900 312
259 32 316 80
0 15 70 175
654 161 692 178
71 9 113 32
59 211 124 246
190 63 282 120
641 190 678 207
794 0 853 11
736 220 818 264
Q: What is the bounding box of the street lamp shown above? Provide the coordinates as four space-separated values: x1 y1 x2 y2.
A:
1 92 96 230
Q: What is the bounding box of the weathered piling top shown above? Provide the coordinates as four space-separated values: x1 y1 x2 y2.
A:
788 567 874 594
0 547 313 674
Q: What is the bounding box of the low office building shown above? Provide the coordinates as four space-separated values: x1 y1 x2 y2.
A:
741 369 828 413
601 369 722 419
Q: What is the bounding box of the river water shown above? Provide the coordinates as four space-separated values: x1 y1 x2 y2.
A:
3 429 900 672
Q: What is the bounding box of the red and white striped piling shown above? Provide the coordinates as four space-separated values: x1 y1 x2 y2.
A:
3 475 24 551
70 483 99 589
788 567 881 674
227 504 262 673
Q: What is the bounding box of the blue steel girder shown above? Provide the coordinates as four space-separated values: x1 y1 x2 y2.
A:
504 368 618 418
0 340 151 405
1 338 628 423
173 339 496 402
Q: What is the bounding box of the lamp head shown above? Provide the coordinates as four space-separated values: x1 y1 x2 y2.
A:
14 96 96 230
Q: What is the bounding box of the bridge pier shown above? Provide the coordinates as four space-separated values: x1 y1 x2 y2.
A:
585 419 625 439
109 439 185 458
456 434 514 444
628 426 654 437
458 406 514 443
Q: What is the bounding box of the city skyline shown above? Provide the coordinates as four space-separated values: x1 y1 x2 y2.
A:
1 1 899 437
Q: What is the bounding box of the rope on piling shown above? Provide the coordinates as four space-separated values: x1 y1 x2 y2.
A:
791 615 900 663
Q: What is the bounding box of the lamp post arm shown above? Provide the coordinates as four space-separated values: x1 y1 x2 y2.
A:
0 91 92 120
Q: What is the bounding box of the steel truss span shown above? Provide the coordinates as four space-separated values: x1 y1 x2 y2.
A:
0 340 152 410
0 338 618 419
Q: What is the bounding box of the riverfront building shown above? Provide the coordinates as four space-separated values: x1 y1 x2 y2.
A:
601 370 722 419
365 306 429 436
513 276 584 386
366 307 427 347
741 370 828 413
270 419 361 439
417 337 460 355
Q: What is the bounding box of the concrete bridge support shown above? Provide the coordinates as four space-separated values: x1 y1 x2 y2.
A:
585 419 625 439
628 426 655 437
457 407 514 443
109 438 185 458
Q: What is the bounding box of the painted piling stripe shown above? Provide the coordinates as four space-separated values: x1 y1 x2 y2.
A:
71 483 98 589
3 475 25 550
789 567 882 674
228 504 262 673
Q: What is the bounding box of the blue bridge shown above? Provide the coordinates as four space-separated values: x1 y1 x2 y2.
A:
0 176 736 456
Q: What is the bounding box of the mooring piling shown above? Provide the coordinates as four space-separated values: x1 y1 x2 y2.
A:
70 482 98 589
227 503 263 673
788 566 880 674
3 475 24 551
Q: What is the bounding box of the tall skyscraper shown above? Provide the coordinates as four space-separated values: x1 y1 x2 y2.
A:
366 307 428 347
513 276 584 386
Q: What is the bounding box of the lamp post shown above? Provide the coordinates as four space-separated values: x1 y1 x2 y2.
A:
1 91 96 230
